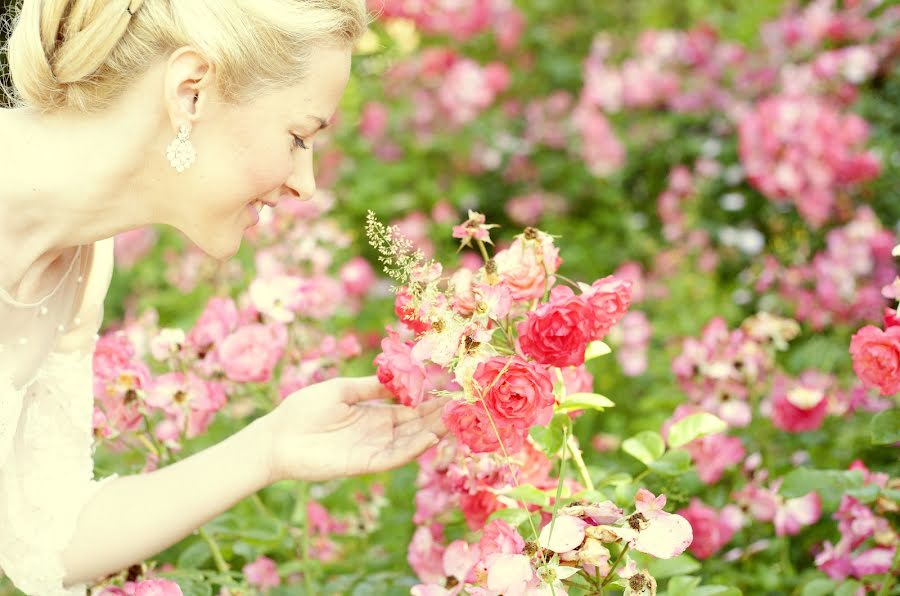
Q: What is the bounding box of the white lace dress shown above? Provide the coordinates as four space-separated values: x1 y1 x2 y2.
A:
0 240 120 595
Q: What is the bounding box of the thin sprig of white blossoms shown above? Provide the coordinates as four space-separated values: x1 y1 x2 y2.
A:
365 210 429 288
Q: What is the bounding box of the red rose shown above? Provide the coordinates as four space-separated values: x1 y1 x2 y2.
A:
474 356 555 430
518 290 593 368
442 400 524 454
395 287 430 335
850 325 900 396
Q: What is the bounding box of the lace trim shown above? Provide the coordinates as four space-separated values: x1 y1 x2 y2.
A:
0 245 84 309
0 344 116 596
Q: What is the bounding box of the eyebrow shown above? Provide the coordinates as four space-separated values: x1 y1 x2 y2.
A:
306 115 330 131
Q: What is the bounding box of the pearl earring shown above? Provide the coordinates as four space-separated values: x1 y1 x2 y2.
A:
166 123 197 173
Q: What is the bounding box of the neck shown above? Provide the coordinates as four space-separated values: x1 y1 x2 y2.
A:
0 61 175 278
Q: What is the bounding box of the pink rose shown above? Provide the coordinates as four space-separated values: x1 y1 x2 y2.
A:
493 234 561 301
474 356 555 430
186 297 239 353
850 325 900 395
677 499 739 560
133 579 183 596
460 489 501 531
340 257 376 297
443 400 524 454
218 323 288 383
374 327 433 407
243 555 281 589
479 519 525 558
517 289 593 368
581 275 632 340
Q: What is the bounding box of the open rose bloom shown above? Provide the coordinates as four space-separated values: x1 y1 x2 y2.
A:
368 212 696 594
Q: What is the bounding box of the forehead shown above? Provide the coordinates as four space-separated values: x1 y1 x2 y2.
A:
257 44 352 123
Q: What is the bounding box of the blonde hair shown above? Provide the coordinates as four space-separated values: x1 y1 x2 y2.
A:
1 0 369 113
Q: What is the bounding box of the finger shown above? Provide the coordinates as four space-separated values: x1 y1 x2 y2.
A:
389 395 449 425
342 375 393 404
370 431 440 473
396 405 448 438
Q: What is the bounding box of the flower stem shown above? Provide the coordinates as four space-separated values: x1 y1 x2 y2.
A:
475 238 492 264
291 482 316 595
198 526 229 572
600 544 630 588
566 433 594 492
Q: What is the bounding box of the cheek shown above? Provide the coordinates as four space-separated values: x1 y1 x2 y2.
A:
241 154 291 197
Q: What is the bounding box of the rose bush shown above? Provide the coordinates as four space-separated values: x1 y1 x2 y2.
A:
2 0 896 594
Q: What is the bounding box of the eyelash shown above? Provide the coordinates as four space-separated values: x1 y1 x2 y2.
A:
292 134 309 150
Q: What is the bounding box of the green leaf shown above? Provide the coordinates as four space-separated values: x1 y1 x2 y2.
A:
779 469 865 510
870 409 900 445
801 578 838 596
503 484 551 507
556 392 616 413
845 483 880 503
623 431 666 466
176 540 211 569
648 449 692 476
173 579 213 596
694 587 741 596
584 340 612 360
530 415 566 456
667 413 728 448
835 580 863 596
648 553 702 578
598 472 634 486
487 507 530 527
667 576 701 594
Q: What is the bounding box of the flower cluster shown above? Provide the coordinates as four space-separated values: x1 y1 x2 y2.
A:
671 313 800 427
738 93 880 227
410 490 692 595
756 208 897 330
367 211 695 593
813 461 898 583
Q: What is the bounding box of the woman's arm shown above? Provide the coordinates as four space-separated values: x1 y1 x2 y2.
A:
61 414 272 586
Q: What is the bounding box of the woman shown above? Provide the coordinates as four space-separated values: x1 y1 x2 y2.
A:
0 1 446 593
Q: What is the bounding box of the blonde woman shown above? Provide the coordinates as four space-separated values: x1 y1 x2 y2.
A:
0 1 446 593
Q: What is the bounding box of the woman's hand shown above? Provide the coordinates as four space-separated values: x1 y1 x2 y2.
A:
261 376 448 483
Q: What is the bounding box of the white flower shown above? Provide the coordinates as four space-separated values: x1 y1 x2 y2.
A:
539 515 587 554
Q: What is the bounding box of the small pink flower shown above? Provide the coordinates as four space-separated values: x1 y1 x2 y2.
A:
485 553 534 594
677 499 742 560
774 491 821 537
243 555 281 589
218 323 288 383
340 257 376 297
479 519 525 557
603 490 693 559
452 210 499 249
408 524 447 585
186 297 239 353
375 327 434 407
133 579 183 596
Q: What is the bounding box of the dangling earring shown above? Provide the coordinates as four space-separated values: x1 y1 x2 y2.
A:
166 123 197 173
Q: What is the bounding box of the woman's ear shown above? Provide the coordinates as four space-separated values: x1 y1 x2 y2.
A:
163 46 217 129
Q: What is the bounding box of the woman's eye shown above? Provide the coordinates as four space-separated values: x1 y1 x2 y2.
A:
292 134 309 150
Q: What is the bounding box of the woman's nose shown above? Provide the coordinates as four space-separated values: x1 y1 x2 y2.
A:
284 152 316 201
